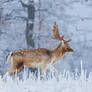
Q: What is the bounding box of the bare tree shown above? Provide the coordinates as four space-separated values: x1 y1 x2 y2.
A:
0 8 3 22
20 0 48 77
20 0 35 48
20 0 37 76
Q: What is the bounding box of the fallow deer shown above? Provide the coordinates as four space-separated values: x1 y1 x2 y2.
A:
4 22 74 80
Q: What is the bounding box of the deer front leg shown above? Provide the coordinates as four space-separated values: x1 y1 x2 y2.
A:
41 67 47 80
42 69 46 78
48 66 59 81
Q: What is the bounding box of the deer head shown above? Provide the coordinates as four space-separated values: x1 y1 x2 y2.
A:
53 22 74 53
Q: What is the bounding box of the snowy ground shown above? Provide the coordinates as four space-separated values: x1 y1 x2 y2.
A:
0 62 92 92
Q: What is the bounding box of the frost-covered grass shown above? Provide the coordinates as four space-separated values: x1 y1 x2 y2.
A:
0 62 92 92
0 71 92 92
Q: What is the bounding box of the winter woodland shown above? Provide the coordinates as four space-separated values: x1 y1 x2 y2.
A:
0 0 92 92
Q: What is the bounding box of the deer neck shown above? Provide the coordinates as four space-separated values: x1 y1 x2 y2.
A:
52 43 66 63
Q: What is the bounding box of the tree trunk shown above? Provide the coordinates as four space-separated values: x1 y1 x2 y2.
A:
0 8 3 22
26 1 35 48
26 19 35 48
20 0 37 77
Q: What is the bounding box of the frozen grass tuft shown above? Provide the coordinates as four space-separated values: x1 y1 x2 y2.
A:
0 61 92 92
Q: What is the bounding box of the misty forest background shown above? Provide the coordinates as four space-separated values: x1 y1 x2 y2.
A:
0 0 92 76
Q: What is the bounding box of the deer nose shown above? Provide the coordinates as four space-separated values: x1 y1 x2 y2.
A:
69 48 74 52
71 49 74 52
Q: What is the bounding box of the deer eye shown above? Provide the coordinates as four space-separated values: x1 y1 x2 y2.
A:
66 46 70 50
66 47 68 50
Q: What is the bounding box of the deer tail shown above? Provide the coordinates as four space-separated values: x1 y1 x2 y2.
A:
6 52 13 64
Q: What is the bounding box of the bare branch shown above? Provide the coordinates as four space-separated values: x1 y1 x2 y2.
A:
19 0 29 7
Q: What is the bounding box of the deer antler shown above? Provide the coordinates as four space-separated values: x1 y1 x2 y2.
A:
53 22 64 40
53 22 72 42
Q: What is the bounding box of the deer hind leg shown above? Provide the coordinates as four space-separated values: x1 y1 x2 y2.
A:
14 62 24 78
3 66 16 81
14 66 24 78
5 66 16 76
